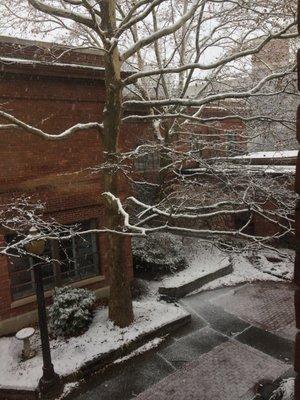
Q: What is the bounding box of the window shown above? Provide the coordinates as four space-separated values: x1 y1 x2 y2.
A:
59 220 99 285
134 151 160 172
227 131 239 156
8 219 100 300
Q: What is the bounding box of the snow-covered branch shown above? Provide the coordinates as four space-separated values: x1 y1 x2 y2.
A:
121 0 202 61
0 110 103 140
124 67 297 107
27 0 96 30
123 22 297 85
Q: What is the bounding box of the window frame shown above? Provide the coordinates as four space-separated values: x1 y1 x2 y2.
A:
7 219 101 301
134 150 160 172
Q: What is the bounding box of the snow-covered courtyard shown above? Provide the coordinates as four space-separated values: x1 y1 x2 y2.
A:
0 299 188 391
0 237 295 398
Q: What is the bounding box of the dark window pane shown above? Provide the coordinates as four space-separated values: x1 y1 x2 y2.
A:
59 220 99 284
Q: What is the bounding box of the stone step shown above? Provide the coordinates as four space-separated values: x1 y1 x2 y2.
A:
158 263 233 299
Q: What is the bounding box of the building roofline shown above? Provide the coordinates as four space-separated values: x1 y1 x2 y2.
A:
0 36 133 80
0 35 105 57
0 35 106 70
0 56 107 81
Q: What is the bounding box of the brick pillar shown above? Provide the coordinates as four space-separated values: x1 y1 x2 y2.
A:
295 4 300 397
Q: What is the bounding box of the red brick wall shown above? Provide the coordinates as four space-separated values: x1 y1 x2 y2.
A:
0 60 149 324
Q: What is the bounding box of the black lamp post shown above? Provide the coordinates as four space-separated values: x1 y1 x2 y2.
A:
25 227 63 398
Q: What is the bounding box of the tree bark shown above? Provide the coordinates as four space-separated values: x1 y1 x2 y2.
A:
101 0 134 328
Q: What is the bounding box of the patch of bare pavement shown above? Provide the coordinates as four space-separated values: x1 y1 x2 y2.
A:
71 282 295 400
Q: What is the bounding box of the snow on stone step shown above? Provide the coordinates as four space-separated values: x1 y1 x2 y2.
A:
158 263 232 299
159 241 232 298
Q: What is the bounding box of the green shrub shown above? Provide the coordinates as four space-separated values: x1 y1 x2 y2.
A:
49 286 96 338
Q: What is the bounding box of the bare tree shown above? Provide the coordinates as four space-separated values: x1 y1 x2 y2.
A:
0 0 298 327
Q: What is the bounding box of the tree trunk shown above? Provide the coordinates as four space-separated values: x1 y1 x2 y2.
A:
101 0 134 328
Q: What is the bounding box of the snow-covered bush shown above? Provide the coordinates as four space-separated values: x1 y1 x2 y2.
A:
269 378 294 400
132 233 187 277
49 286 96 337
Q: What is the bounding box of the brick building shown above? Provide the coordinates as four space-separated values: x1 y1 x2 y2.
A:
0 37 152 335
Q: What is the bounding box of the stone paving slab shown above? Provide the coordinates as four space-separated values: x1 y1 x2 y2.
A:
214 282 294 331
181 298 250 337
74 353 175 400
170 309 207 339
236 326 294 363
135 341 290 400
159 326 228 369
273 322 297 342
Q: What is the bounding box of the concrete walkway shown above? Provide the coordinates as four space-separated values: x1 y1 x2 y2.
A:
71 282 295 400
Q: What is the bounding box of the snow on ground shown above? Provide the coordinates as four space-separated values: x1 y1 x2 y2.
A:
160 241 230 289
270 378 294 400
252 248 294 280
147 238 294 296
191 245 293 294
114 337 166 365
58 382 79 400
198 253 282 293
0 300 188 391
186 241 294 294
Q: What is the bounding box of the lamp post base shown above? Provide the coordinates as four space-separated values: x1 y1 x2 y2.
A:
38 371 63 399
